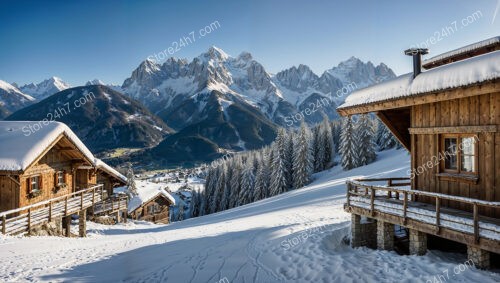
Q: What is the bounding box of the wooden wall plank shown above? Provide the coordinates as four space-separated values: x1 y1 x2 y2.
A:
459 97 470 126
449 99 459 126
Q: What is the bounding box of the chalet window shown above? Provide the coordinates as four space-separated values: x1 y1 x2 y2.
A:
441 135 477 174
147 204 161 214
27 175 42 197
57 171 65 185
31 176 40 192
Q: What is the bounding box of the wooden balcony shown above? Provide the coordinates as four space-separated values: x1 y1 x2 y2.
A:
345 178 500 254
0 184 104 235
91 195 128 216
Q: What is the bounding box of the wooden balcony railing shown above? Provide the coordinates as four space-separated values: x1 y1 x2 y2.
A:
0 184 104 235
346 178 500 244
92 195 128 215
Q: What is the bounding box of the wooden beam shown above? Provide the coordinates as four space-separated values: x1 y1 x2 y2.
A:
338 80 500 116
376 111 411 151
409 125 497 134
6 175 20 186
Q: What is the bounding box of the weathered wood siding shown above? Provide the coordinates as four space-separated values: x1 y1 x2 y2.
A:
132 196 171 223
19 148 75 207
0 176 19 212
411 91 499 217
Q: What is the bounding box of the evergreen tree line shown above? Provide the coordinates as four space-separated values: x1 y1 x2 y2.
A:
188 115 399 218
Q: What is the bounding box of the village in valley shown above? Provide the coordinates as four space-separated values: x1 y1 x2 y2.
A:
0 1 499 282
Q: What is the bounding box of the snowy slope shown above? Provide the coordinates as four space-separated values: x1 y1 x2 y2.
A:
0 149 498 282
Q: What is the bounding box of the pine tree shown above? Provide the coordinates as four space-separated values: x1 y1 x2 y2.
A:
253 161 264 201
321 117 334 169
284 131 294 190
203 166 217 215
356 114 377 166
311 126 322 173
177 203 185 221
228 161 242 208
220 165 231 211
376 119 400 150
190 189 201 218
292 123 313 189
270 129 288 196
331 120 341 154
340 116 357 170
126 165 137 197
211 166 225 213
239 158 255 205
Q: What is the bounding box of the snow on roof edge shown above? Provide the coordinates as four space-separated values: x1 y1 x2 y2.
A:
0 121 95 171
125 180 176 213
338 50 500 111
423 36 500 67
95 158 127 183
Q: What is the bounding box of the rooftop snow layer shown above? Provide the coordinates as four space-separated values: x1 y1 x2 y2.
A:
0 121 121 177
423 36 500 67
118 180 175 213
338 50 500 110
95 158 127 183
0 121 95 171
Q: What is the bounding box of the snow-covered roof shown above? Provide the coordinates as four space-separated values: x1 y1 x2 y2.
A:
0 121 95 171
95 158 127 183
423 36 500 68
116 180 175 213
338 50 500 111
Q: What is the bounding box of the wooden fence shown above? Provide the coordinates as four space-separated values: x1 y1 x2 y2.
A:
0 184 104 235
346 178 500 243
92 196 128 215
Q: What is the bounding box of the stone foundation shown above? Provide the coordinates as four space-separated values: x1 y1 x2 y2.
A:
377 221 394 250
28 218 64 236
467 246 490 269
351 214 377 248
409 229 427 255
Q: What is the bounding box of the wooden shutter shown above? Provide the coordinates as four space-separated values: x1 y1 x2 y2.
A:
26 178 31 194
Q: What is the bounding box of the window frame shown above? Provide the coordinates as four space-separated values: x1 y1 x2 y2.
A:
57 171 65 186
27 175 42 194
440 134 478 175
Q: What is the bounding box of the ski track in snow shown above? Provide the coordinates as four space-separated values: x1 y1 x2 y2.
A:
0 149 499 283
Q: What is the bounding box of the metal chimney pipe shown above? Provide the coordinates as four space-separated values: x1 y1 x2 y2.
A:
404 48 429 78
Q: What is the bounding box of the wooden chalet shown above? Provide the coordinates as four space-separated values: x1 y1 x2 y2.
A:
337 36 500 269
122 180 175 224
0 121 127 236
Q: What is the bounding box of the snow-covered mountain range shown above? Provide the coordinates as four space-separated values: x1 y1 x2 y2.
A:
122 46 395 128
2 46 396 163
19 76 71 100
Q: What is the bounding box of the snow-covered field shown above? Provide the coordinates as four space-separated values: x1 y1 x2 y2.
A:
0 149 498 283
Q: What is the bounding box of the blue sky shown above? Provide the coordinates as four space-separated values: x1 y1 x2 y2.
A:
0 0 499 86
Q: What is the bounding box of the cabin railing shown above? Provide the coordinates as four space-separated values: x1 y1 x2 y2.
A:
92 195 128 215
0 184 104 235
346 178 500 243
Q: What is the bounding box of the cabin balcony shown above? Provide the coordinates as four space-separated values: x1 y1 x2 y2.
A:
345 178 500 269
0 184 106 236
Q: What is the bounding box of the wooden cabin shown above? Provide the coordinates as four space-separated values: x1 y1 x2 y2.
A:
337 36 500 269
95 159 127 197
0 121 126 236
125 180 175 224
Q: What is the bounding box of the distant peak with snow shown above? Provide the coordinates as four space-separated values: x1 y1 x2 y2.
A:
19 77 71 100
85 79 106 86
